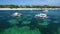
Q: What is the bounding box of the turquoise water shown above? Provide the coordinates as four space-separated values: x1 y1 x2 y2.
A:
0 10 60 34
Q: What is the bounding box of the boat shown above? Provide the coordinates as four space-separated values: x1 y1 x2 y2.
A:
35 13 47 19
43 9 48 12
12 12 22 17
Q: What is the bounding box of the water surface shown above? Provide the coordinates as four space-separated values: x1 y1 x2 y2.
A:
0 10 60 34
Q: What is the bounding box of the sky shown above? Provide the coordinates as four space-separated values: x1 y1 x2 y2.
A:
0 0 60 6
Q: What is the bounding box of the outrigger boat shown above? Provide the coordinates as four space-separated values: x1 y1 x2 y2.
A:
35 13 47 19
12 12 22 17
43 9 48 12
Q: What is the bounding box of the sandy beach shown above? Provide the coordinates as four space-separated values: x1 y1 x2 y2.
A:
0 8 60 10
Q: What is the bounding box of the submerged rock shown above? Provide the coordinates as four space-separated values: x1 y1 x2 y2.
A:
21 20 31 24
8 19 19 25
2 26 41 34
38 19 49 27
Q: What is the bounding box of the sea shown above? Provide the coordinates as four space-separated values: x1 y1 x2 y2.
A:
0 10 60 34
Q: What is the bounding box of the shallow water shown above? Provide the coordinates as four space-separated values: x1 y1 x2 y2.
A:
0 10 60 34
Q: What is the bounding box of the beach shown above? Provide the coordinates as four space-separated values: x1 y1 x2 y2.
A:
0 8 60 10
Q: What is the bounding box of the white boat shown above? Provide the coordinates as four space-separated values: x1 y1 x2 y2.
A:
12 12 22 17
43 9 48 12
35 13 47 19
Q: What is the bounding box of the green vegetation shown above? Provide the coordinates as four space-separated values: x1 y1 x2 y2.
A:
0 5 60 8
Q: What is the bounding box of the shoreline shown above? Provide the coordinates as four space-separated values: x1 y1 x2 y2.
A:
0 8 60 10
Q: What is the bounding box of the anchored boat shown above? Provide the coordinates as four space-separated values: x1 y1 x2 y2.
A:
12 12 22 17
35 13 47 19
43 9 48 12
